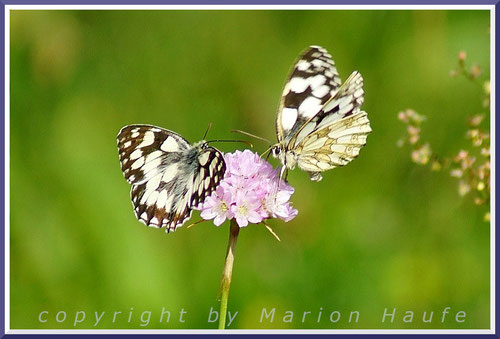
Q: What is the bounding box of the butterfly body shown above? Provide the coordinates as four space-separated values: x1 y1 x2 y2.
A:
117 125 226 232
273 45 372 182
271 146 299 172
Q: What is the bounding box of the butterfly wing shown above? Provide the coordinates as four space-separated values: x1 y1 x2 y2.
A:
276 45 342 144
295 111 372 181
290 70 365 150
117 125 190 185
117 125 226 232
187 146 226 209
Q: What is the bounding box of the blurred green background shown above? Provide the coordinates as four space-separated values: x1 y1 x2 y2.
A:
10 10 490 329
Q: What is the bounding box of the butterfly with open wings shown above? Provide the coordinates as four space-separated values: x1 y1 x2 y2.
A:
271 45 372 181
117 125 226 232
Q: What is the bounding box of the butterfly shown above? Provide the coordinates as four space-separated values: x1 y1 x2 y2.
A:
117 125 226 232
271 45 372 181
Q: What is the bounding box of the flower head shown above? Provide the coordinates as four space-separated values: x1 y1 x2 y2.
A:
196 150 298 227
200 186 234 226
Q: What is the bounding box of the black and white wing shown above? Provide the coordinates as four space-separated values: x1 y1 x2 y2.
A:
276 45 342 144
275 46 371 181
117 125 226 232
289 71 365 148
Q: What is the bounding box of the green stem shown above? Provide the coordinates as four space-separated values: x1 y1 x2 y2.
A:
218 219 240 329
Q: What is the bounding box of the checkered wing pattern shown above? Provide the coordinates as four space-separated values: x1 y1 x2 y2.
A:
295 112 371 180
276 45 342 143
117 125 226 232
274 46 371 181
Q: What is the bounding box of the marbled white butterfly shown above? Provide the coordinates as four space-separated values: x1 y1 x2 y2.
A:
117 125 226 232
271 45 372 181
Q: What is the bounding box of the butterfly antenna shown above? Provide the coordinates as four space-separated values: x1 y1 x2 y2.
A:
203 123 213 140
206 139 254 148
231 129 271 145
261 145 274 159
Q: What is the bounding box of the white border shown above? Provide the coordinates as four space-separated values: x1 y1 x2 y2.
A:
3 4 496 335
4 4 10 335
2 4 496 9
4 329 498 334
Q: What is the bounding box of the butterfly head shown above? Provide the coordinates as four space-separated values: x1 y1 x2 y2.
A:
271 145 281 159
194 140 209 149
271 144 297 170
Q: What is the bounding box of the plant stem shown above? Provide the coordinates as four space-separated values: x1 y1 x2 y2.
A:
218 219 240 329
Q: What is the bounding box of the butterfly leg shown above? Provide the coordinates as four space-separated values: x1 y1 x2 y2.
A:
265 150 272 161
308 171 323 182
278 166 290 187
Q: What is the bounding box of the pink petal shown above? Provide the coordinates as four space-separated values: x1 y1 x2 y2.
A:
236 215 248 227
214 214 227 226
200 208 217 220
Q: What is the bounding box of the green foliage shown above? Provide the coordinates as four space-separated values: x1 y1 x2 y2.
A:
10 10 490 329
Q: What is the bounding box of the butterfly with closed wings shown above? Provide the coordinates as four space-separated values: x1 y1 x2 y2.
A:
117 125 226 232
271 45 372 181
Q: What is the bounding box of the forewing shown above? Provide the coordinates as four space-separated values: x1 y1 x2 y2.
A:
276 45 342 143
117 125 190 185
290 71 365 150
296 111 371 174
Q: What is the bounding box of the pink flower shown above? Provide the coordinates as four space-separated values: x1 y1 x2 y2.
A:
200 186 234 226
196 150 298 227
231 191 263 227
